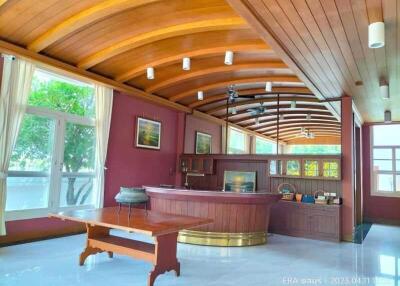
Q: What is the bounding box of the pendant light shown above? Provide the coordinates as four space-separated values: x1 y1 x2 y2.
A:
384 110 392 123
197 90 204 101
380 83 389 99
146 67 154 80
265 81 272 92
182 57 191 71
368 22 385 49
224 51 234 65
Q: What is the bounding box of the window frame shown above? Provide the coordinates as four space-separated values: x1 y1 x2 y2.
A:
5 74 97 221
370 126 400 198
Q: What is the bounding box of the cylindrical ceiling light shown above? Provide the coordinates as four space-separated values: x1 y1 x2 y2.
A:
231 107 237 115
291 101 297 109
306 113 312 121
182 57 191 71
265 81 272 92
279 114 285 121
255 117 260 126
368 22 385 49
197 90 204 101
380 83 389 99
146 67 154 80
384 110 392 123
224 51 234 65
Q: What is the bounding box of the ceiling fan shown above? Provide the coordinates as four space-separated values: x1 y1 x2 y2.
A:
297 127 315 139
246 103 267 116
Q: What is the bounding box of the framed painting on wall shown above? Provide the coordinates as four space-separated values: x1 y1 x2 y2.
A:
195 131 212 154
223 171 256 193
135 117 161 150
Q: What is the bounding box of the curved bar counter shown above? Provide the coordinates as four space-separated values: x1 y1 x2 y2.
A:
145 187 282 247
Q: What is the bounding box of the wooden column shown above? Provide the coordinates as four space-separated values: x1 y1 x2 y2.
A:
341 96 355 241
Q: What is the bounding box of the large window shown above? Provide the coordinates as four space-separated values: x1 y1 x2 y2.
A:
371 125 400 197
6 69 97 220
284 144 341 154
254 136 276 154
228 128 248 154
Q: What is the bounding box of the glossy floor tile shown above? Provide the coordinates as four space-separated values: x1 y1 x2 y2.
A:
1 224 400 286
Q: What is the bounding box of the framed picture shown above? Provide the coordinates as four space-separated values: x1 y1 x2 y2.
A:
135 117 161 150
223 171 256 193
195 131 212 154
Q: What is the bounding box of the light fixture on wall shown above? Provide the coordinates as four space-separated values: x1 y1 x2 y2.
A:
384 110 392 123
368 22 385 49
291 101 297 109
265 81 272 92
380 83 389 99
146 67 154 80
182 57 191 71
197 90 204 101
224 51 234 65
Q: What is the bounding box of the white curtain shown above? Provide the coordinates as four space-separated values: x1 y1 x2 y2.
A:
94 85 113 208
0 56 35 235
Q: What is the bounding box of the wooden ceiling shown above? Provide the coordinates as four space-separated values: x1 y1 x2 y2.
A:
227 0 398 122
0 0 341 143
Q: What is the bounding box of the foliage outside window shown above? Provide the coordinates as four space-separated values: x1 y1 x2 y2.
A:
228 128 248 154
371 125 400 196
304 160 319 177
285 144 341 155
269 160 282 176
323 161 339 179
6 69 96 218
286 160 300 176
255 137 276 154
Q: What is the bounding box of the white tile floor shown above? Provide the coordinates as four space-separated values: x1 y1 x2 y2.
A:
1 224 399 286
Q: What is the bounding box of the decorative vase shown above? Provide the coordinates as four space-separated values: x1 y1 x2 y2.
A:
295 193 303 202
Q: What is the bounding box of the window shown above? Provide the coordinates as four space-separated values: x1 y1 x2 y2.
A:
6 69 97 220
284 144 341 154
323 161 340 179
304 160 319 177
254 136 276 154
228 128 248 154
371 125 400 196
286 160 300 176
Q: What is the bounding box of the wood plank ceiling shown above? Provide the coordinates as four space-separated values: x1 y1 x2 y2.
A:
227 0 398 122
0 0 341 142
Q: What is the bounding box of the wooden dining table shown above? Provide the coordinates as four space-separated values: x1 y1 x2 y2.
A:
50 207 212 286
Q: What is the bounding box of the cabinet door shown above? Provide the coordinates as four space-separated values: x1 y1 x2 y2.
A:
203 158 214 174
287 208 309 236
191 158 203 172
309 210 340 241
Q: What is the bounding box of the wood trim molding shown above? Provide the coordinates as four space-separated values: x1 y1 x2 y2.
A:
145 61 288 93
114 43 269 82
77 17 247 69
27 0 162 52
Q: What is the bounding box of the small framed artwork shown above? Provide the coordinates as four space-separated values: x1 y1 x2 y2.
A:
135 117 161 150
195 131 212 154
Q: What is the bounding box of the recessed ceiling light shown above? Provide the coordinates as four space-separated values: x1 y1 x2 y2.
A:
265 81 272 92
183 57 191 71
146 67 154 80
197 90 204 101
224 51 233 65
369 22 385 49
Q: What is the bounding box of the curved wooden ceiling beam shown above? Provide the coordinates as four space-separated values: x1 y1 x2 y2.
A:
206 96 319 114
115 43 269 82
274 131 341 140
28 0 162 52
284 134 341 141
243 116 339 128
252 121 341 133
264 126 341 136
77 17 247 69
189 87 312 108
169 76 301 102
146 62 288 93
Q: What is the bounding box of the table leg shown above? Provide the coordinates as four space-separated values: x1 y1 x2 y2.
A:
147 232 180 286
79 224 113 266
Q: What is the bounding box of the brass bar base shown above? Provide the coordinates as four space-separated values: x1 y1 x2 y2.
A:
178 230 267 247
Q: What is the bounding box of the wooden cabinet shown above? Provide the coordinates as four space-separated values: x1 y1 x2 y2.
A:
269 201 341 242
180 155 214 175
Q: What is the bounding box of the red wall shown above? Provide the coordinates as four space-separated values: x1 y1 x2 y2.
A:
104 91 185 206
184 114 222 154
362 125 400 223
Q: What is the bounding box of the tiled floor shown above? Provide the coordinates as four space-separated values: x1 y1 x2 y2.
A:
1 224 400 286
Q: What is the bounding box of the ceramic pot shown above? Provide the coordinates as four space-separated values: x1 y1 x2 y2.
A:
295 193 303 202
115 187 148 204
